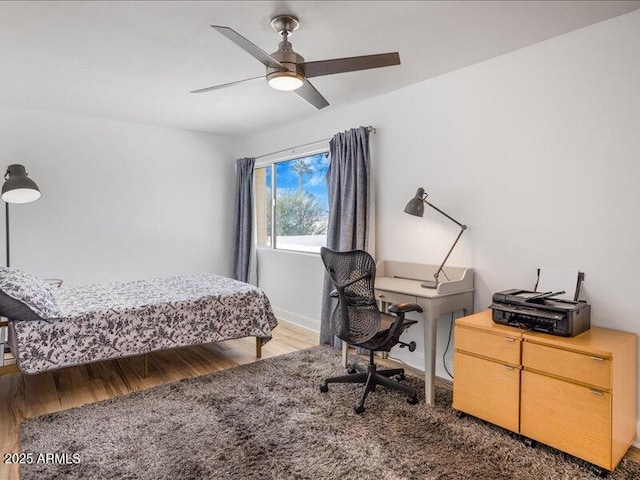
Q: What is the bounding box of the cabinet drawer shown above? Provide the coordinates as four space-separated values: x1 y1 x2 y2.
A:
521 370 612 469
453 352 520 432
455 326 521 365
374 289 417 307
523 341 611 390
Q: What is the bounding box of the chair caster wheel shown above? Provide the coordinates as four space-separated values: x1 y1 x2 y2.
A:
523 438 537 448
320 384 329 393
354 404 365 414
590 465 609 478
407 396 419 405
347 365 357 374
396 373 406 381
455 410 466 419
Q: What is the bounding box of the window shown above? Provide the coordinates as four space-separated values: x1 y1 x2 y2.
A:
255 152 329 253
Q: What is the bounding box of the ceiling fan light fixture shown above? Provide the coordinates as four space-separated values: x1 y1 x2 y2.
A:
267 71 304 91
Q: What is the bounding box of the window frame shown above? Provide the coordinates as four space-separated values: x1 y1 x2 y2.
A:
254 146 330 255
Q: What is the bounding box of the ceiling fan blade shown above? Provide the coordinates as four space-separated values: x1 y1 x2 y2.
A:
211 25 286 70
301 52 400 78
190 76 264 94
292 80 329 110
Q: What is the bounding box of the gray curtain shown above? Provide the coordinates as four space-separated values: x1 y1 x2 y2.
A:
232 157 256 284
320 127 371 347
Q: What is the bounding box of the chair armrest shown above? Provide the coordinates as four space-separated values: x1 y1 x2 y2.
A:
377 304 421 348
388 302 423 314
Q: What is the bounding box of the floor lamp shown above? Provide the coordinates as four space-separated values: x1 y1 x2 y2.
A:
404 187 467 289
1 164 41 267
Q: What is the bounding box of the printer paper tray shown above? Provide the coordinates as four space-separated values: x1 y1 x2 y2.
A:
489 303 565 321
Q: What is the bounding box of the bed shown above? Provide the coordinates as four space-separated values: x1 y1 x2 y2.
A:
1 271 277 375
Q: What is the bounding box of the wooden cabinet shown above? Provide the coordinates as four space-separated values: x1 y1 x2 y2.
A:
521 370 612 468
453 311 637 472
453 315 523 432
521 327 637 471
522 341 611 389
455 325 521 365
454 351 521 432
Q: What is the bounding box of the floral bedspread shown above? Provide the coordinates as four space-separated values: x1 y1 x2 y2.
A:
10 273 278 374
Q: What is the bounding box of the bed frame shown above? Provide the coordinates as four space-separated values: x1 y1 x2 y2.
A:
8 273 276 376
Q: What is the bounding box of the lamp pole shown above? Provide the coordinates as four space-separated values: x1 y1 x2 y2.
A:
5 203 9 267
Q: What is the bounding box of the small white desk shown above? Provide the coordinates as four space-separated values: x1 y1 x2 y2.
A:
343 260 474 406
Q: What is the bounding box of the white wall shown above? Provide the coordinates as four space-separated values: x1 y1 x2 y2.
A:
240 8 640 399
0 105 235 285
256 249 325 331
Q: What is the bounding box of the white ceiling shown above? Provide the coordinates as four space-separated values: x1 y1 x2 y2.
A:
0 1 638 137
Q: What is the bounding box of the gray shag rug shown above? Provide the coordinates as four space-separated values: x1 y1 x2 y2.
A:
20 346 640 480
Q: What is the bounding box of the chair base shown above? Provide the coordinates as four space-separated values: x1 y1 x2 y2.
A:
320 354 418 414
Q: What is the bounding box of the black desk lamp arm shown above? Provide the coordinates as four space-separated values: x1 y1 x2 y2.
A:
433 227 466 285
424 200 467 285
424 199 466 230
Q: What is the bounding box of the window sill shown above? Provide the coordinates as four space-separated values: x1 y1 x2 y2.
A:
256 246 321 257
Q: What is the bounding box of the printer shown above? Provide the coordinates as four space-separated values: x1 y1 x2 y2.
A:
490 289 590 337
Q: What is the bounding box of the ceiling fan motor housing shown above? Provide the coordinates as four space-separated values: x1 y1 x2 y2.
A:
266 15 305 86
267 39 305 80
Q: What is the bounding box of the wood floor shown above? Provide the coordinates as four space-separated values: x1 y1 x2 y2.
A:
0 320 638 479
0 320 317 480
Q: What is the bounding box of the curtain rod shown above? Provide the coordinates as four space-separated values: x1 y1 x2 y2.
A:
254 125 376 160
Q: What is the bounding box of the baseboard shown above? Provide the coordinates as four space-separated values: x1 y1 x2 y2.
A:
272 306 320 333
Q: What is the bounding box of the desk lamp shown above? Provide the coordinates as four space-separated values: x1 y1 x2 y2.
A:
1 165 41 267
404 187 467 288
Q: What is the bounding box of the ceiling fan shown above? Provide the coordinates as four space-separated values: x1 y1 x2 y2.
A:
191 15 401 110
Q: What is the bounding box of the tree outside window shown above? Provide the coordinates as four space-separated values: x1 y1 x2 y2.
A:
255 152 329 253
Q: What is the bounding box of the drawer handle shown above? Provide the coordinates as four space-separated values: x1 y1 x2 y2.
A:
589 389 604 396
504 337 516 342
504 365 516 370
589 356 605 361
378 294 385 298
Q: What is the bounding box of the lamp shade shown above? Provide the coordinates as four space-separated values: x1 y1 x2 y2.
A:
2 164 41 204
404 187 426 217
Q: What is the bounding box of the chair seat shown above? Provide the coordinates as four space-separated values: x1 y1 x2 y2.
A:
380 313 395 331
357 312 418 351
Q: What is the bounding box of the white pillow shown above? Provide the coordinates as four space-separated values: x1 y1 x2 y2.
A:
0 267 60 319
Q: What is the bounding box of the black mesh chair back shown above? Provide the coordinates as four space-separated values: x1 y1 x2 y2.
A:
320 247 381 344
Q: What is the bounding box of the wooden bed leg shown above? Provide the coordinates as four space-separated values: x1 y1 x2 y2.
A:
256 337 262 358
143 353 149 378
342 342 348 368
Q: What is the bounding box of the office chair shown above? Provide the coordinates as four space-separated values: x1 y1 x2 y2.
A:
319 247 422 414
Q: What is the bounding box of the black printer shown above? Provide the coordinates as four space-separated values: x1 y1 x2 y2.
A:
490 289 590 337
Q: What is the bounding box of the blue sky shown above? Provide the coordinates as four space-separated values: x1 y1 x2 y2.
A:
266 152 330 210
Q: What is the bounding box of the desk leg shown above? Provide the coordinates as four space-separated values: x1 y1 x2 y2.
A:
423 315 437 406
